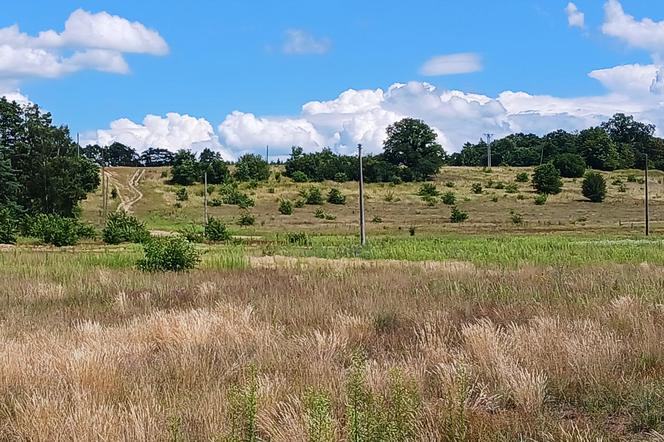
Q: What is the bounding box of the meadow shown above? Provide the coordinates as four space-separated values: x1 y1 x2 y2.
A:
2 166 664 440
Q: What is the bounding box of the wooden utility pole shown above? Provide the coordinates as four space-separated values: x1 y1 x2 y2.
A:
645 153 650 236
358 144 366 246
483 133 493 168
204 170 209 224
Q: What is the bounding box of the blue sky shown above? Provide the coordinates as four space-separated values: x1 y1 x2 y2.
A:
1 1 664 158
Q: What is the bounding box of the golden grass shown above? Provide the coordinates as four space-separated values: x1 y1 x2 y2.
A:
0 254 663 440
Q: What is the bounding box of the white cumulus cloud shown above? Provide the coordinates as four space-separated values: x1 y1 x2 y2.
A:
420 53 483 76
565 2 585 28
602 0 664 54
282 29 331 55
0 9 167 82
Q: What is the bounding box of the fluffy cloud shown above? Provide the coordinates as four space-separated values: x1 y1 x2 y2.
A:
282 29 330 55
83 113 234 160
602 0 664 54
420 53 483 76
0 9 167 81
565 3 585 28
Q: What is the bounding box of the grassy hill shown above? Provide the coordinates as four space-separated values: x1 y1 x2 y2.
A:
81 165 664 236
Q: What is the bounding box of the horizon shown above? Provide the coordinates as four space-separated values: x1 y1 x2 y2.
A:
2 0 664 159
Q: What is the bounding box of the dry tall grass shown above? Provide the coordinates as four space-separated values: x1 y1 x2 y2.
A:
0 256 663 440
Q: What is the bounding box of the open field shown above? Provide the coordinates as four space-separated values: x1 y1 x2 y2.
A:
81 166 664 235
6 166 664 440
1 245 664 440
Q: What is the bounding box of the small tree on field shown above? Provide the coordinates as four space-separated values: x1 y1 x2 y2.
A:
532 164 562 195
235 154 270 182
582 171 607 203
327 188 346 205
205 217 231 241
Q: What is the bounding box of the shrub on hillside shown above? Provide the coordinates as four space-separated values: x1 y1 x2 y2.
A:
334 172 348 183
291 171 309 183
327 188 346 205
178 224 205 243
137 236 200 272
205 217 231 241
234 154 270 182
175 187 189 201
0 208 18 244
103 211 151 245
471 183 483 194
285 232 310 246
582 171 607 203
218 183 255 208
300 187 324 205
418 183 439 197
552 153 586 178
450 206 468 223
515 172 529 183
504 183 519 194
534 194 548 205
238 211 255 226
24 214 83 247
532 163 563 195
278 199 294 215
441 191 456 205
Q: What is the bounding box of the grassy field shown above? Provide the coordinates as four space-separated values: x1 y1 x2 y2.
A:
4 166 664 440
81 166 664 235
0 245 663 440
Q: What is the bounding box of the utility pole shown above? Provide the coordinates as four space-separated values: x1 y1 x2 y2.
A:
76 132 80 157
266 145 269 164
204 170 209 224
645 153 650 236
358 144 366 246
483 133 494 169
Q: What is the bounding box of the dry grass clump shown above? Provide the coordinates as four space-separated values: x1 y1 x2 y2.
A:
0 254 663 439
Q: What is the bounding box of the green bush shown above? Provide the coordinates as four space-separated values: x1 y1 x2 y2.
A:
300 187 324 205
25 214 82 246
534 194 548 205
314 208 336 220
238 211 255 226
471 183 483 194
627 174 637 183
294 199 305 208
278 199 294 215
552 153 586 178
441 191 456 205
532 163 563 195
0 208 18 244
445 181 455 188
333 172 348 183
110 187 118 199
582 171 607 203
504 183 519 194
102 211 151 245
175 187 188 201
178 224 205 243
137 236 200 272
209 198 223 207
450 206 468 223
234 154 270 181
218 183 255 208
291 171 309 183
327 188 346 205
515 172 529 183
285 232 310 246
618 183 627 193
205 217 231 241
418 183 439 197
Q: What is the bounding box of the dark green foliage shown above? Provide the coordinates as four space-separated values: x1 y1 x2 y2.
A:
552 153 586 178
515 172 529 183
534 194 548 205
202 158 230 184
102 211 151 245
178 224 205 243
504 183 519 194
417 183 439 197
441 191 456 205
110 187 118 199
238 211 255 226
314 208 336 220
450 206 468 223
334 172 348 183
205 217 231 242
327 188 346 205
0 207 17 244
137 236 200 272
170 150 199 185
139 147 175 167
235 154 269 181
532 163 563 195
278 199 294 215
218 183 255 208
285 232 310 246
383 118 446 181
82 142 139 166
24 214 82 246
291 170 309 183
582 171 607 202
300 187 324 205
209 198 223 207
175 187 189 201
471 183 483 194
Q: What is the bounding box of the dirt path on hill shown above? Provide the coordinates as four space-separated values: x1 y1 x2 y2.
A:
105 168 145 213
